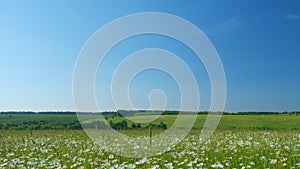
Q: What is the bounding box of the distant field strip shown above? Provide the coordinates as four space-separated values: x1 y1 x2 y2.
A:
1 113 300 130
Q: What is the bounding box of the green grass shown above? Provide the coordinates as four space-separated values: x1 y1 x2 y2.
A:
2 113 300 130
0 129 299 168
1 113 300 168
105 114 300 130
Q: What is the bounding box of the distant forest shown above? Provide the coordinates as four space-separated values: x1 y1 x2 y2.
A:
1 110 300 115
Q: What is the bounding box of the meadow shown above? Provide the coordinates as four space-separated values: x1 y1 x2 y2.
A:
0 113 300 168
2 112 300 130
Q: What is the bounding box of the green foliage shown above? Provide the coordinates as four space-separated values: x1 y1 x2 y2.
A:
131 123 137 129
158 122 167 129
109 120 128 130
0 130 299 168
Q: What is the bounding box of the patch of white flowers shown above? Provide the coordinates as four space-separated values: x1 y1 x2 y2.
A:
0 130 299 168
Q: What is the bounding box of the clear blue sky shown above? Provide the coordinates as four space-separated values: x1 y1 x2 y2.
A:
0 0 299 112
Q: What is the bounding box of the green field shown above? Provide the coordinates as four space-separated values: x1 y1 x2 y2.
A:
2 113 300 130
1 113 300 168
107 114 300 130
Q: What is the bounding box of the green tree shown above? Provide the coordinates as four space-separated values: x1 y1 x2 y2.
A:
158 122 167 129
131 123 136 129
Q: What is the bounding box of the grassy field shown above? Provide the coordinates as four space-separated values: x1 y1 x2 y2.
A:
0 129 299 168
108 114 300 130
1 113 300 168
3 113 300 129
2 113 300 131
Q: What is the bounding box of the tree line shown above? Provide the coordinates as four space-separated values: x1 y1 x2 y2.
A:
108 120 167 130
1 111 299 115
0 119 168 130
0 120 82 130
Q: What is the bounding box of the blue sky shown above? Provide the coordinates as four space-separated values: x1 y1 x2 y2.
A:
0 0 299 112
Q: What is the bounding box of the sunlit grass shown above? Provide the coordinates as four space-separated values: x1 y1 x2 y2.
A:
0 129 299 168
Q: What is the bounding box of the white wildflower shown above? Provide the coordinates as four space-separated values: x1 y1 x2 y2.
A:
108 154 114 159
270 159 277 164
212 162 224 168
27 161 36 165
249 161 255 165
164 163 173 169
